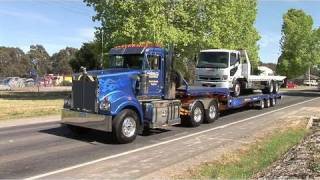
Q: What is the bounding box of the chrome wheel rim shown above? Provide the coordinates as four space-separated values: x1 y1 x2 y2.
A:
267 99 270 107
261 100 264 108
235 84 240 95
122 117 136 138
275 83 279 92
193 107 202 122
272 98 276 105
209 105 217 119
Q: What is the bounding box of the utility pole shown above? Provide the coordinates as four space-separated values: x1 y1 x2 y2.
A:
100 29 104 69
308 65 311 87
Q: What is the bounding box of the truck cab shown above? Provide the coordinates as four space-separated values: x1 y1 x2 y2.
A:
195 49 285 96
62 44 181 143
196 49 243 88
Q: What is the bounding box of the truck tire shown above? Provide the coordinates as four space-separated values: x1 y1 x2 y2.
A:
112 109 139 144
182 101 204 127
204 100 219 123
258 99 265 110
270 97 276 107
262 81 274 94
232 81 241 97
265 99 271 108
273 82 279 93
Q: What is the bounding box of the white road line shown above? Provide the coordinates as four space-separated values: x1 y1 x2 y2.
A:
25 96 320 180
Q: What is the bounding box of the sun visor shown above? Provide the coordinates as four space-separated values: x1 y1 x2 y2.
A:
109 47 145 55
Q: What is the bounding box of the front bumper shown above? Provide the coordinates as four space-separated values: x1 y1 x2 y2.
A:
61 109 112 132
195 80 232 88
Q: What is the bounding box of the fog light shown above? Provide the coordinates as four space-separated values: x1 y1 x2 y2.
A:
63 98 71 108
99 97 110 111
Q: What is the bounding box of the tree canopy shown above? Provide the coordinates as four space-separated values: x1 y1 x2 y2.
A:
0 47 31 77
69 42 100 72
277 9 319 79
51 47 78 75
84 0 260 77
27 44 51 76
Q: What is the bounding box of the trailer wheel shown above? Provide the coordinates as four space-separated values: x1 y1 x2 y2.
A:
258 99 265 110
204 100 219 123
183 102 204 127
262 82 273 94
112 109 139 144
270 97 276 107
265 99 271 108
232 81 241 97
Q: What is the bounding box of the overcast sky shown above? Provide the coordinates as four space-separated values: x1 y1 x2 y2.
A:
0 0 319 63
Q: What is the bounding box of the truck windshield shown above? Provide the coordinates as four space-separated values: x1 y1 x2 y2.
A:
197 52 229 68
109 54 144 69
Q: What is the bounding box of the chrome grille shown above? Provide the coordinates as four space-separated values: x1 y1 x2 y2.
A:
72 78 98 113
198 75 220 81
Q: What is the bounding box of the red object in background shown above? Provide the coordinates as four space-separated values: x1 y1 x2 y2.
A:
286 81 297 88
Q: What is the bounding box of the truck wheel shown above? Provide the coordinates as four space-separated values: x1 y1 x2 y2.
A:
204 100 219 123
233 81 241 97
183 102 204 127
265 99 271 108
273 82 279 93
112 109 139 144
258 99 265 110
270 97 276 107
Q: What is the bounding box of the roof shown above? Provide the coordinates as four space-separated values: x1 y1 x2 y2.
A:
200 49 239 53
109 47 146 55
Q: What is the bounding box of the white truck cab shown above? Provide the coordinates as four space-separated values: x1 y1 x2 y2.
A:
195 49 286 96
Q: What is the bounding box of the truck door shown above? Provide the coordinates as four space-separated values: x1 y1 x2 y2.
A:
239 50 250 78
144 54 162 97
230 52 240 78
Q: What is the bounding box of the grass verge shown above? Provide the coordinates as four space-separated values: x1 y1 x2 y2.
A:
192 127 308 179
0 91 69 120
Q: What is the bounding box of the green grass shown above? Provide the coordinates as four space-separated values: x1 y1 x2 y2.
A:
194 127 308 179
0 91 69 120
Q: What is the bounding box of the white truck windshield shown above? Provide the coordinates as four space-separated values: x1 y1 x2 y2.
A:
197 52 229 68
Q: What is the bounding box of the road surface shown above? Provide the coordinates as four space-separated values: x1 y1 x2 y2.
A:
0 89 319 179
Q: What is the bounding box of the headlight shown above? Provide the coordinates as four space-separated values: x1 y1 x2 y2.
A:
222 75 228 80
99 97 111 111
63 96 72 108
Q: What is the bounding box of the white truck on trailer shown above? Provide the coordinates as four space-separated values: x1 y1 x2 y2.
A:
195 49 286 96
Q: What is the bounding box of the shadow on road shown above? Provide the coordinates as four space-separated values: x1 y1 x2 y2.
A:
39 125 171 144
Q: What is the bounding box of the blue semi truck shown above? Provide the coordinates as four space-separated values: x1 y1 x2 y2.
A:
61 44 281 144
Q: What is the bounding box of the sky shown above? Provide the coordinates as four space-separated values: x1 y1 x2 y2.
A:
0 0 319 63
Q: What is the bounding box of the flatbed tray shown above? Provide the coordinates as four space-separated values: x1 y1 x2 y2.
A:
177 86 229 96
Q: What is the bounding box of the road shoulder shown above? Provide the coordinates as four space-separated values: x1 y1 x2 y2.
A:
0 115 60 129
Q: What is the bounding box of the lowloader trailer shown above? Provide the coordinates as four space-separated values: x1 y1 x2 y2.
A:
62 44 282 144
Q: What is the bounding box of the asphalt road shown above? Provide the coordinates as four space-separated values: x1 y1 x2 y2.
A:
0 89 319 179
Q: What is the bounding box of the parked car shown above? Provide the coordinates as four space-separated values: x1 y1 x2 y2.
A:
303 80 318 86
286 81 297 88
0 78 11 91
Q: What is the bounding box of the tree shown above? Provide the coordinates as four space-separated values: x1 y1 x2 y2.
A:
0 47 31 77
84 0 260 79
51 47 78 74
69 42 100 72
27 44 51 76
277 9 314 79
